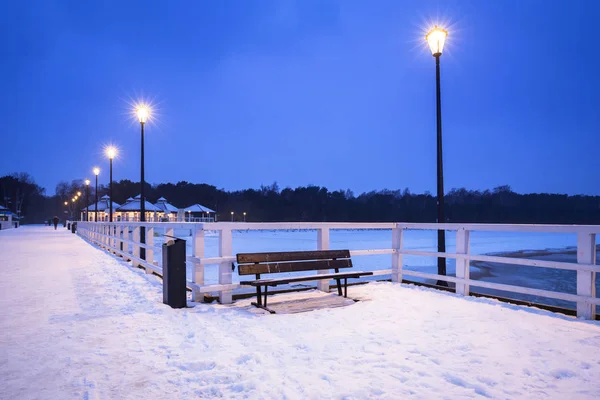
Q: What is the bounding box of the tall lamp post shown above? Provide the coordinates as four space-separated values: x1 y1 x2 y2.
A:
76 192 81 220
85 179 90 221
136 106 149 260
93 167 100 222
426 26 449 282
106 147 117 223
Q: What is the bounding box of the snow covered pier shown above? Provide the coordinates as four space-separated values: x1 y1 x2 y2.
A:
1 225 600 398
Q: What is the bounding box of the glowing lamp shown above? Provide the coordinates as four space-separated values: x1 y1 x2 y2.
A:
426 26 448 57
85 179 90 186
106 146 117 159
136 106 149 123
93 167 100 176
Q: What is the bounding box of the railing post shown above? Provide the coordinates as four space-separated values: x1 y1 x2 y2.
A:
317 228 330 292
218 229 233 304
145 226 154 273
392 225 403 283
576 232 597 319
455 228 471 296
132 226 140 267
192 226 205 302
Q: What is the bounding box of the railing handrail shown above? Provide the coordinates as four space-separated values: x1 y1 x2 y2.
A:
74 220 598 320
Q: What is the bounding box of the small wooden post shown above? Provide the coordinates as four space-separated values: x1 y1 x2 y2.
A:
192 227 205 302
455 228 471 296
218 229 233 304
132 226 140 267
317 228 330 292
576 232 597 319
145 226 154 273
391 226 403 283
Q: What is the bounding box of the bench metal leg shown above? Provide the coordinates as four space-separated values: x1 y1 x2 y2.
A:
250 285 276 314
256 285 262 306
264 285 268 307
344 278 348 298
336 279 342 296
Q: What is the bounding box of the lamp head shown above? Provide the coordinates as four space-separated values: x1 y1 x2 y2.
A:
136 106 150 123
85 179 90 186
93 167 100 176
426 26 448 57
64 201 68 206
106 146 117 160
77 191 81 196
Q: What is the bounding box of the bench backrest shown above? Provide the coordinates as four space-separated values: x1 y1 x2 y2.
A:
237 250 352 276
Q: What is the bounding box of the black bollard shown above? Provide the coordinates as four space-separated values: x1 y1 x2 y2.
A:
71 222 76 234
162 238 187 308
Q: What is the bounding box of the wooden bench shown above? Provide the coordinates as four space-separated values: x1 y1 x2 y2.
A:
236 250 373 314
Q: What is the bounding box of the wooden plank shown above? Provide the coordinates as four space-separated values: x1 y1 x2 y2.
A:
237 250 350 264
240 271 373 286
238 259 353 275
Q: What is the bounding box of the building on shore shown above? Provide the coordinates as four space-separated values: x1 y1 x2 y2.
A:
115 195 161 222
81 195 122 222
0 205 17 229
154 197 179 222
184 203 216 222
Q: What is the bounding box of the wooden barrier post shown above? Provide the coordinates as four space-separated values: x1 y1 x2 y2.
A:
576 232 597 319
192 227 205 302
455 228 471 296
132 226 140 267
218 229 233 304
391 226 403 283
317 228 330 292
145 227 154 273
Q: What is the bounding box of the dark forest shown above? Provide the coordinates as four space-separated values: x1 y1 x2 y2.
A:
2 173 599 224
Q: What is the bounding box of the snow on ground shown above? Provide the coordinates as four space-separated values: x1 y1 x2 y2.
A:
1 226 600 399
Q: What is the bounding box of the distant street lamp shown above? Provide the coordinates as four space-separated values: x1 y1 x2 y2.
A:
426 25 449 282
136 105 149 260
231 211 234 222
85 179 90 221
106 146 117 223
93 167 100 222
243 212 247 222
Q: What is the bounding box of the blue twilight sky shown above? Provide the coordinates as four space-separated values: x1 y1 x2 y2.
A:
1 0 599 196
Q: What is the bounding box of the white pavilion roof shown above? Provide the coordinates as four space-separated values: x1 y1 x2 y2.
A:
184 203 215 213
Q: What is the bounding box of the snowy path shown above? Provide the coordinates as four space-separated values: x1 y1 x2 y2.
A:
1 226 600 399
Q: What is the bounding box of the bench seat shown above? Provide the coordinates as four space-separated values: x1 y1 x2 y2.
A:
241 271 372 287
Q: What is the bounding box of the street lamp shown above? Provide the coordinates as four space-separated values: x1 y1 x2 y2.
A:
426 25 448 282
106 146 117 223
231 211 234 222
85 179 90 222
243 212 246 222
136 105 150 260
93 167 100 222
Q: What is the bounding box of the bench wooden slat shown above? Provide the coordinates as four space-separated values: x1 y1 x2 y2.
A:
237 250 350 264
241 271 373 286
238 259 352 276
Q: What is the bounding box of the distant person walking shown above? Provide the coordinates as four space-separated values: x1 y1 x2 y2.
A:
52 216 59 230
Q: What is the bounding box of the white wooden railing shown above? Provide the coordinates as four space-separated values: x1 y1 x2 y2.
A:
74 221 599 320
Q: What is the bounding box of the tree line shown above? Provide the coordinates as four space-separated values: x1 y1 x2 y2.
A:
2 173 600 224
